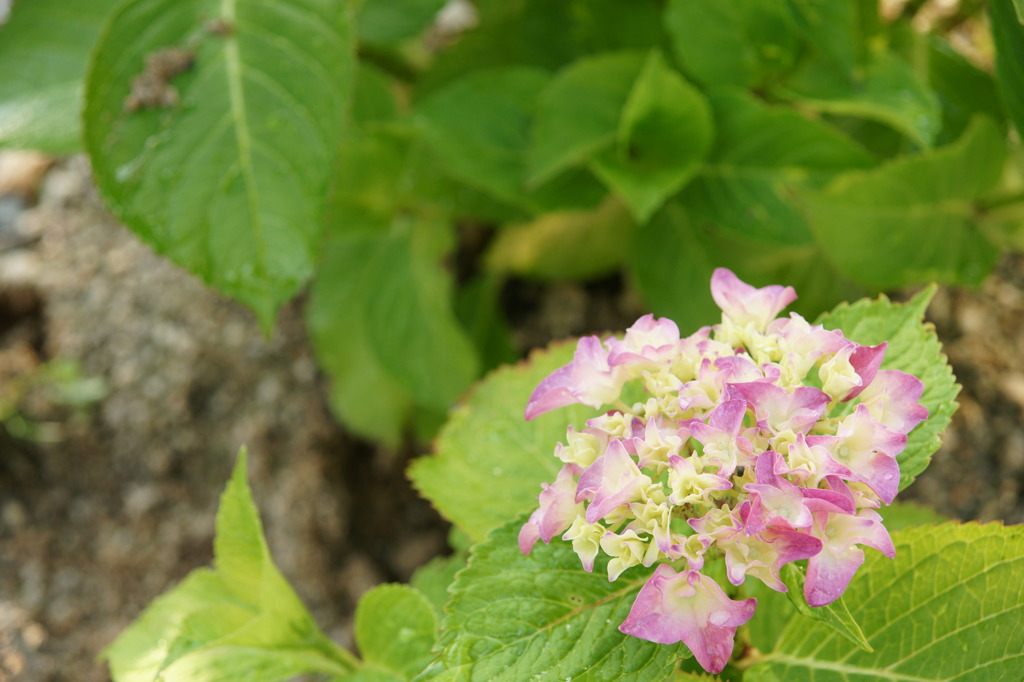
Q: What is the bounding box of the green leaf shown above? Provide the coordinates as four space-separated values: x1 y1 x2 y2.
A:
421 0 665 95
307 230 414 448
410 550 469 618
745 522 1024 681
682 89 875 246
671 673 721 681
780 563 872 653
102 449 356 682
589 51 713 222
102 570 239 682
628 204 728 328
84 0 355 329
352 64 399 126
409 342 597 542
327 126 417 232
345 669 406 682
817 286 959 490
0 0 122 152
413 66 610 216
364 219 479 409
878 500 949 532
926 37 1006 145
991 0 1024 139
485 196 636 281
805 117 1004 290
415 67 549 209
324 124 525 229
744 578 796 656
629 203 863 331
355 585 438 679
527 51 647 187
416 519 687 681
779 51 941 148
523 166 609 216
786 0 858 79
664 0 801 89
307 219 478 445
454 274 519 374
357 0 447 45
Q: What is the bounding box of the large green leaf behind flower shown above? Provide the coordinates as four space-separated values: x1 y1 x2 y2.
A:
84 0 355 328
746 522 1024 681
817 286 958 490
415 519 687 681
409 342 596 542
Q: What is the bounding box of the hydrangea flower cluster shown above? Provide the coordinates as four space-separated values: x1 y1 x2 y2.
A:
518 269 928 673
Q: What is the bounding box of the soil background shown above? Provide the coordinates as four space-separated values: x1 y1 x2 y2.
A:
0 155 1021 681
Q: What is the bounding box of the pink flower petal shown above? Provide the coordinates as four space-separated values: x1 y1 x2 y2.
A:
727 382 830 435
711 268 797 331
784 433 854 486
580 440 650 523
517 521 542 556
843 342 887 401
687 401 754 477
633 417 688 470
801 477 857 516
770 313 852 357
714 499 822 591
745 451 815 530
518 463 584 554
524 363 575 421
619 565 757 674
668 454 732 506
607 314 681 369
525 336 620 420
815 405 905 503
857 369 929 434
805 509 895 606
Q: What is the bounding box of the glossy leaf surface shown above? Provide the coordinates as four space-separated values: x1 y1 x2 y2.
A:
85 0 354 327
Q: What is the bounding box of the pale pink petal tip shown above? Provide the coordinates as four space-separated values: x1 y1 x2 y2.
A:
524 364 575 420
619 565 756 674
525 336 618 420
518 520 541 555
843 342 888 401
805 509 894 606
710 268 797 330
518 464 582 552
